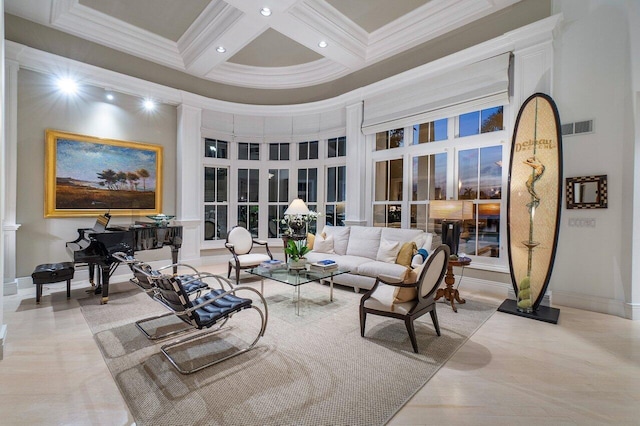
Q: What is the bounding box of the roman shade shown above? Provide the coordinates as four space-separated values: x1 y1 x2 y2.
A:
362 52 511 135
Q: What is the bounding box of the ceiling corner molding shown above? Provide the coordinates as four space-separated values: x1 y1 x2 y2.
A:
367 0 519 63
178 0 245 72
283 0 367 68
205 59 350 89
50 0 185 70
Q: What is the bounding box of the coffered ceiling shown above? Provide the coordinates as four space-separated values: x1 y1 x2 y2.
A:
6 0 521 89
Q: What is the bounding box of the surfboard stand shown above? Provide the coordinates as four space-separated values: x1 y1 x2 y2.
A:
497 299 560 324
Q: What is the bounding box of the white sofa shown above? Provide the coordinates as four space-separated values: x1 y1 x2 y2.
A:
305 225 433 292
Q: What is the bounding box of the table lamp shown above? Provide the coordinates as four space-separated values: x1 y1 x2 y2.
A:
284 198 310 236
429 200 474 255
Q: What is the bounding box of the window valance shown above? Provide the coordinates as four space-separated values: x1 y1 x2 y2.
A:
361 52 511 135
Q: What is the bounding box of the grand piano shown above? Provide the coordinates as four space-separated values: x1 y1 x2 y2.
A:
66 213 183 304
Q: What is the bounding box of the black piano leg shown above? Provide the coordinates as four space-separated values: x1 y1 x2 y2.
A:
171 247 180 275
89 263 96 287
100 265 110 304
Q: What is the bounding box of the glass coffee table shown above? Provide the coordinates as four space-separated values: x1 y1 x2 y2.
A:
247 266 349 315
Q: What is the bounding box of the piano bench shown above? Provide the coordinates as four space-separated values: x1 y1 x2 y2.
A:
32 262 75 304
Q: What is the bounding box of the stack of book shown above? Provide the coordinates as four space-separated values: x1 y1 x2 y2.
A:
259 259 285 270
310 259 338 271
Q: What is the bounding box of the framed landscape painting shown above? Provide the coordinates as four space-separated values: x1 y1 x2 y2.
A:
45 130 163 217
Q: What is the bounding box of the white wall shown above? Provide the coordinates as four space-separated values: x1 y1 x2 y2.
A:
551 0 638 317
14 69 178 279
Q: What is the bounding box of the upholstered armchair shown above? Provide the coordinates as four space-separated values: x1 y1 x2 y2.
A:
226 226 273 284
360 244 450 353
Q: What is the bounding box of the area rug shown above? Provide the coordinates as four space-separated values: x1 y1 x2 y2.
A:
79 278 497 426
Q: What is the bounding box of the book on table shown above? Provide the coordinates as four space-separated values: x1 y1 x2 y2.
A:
259 259 285 270
310 259 338 271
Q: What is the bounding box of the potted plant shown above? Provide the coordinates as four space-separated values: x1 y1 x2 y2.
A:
284 239 310 269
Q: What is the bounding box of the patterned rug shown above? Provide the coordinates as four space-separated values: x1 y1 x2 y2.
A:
79 278 496 426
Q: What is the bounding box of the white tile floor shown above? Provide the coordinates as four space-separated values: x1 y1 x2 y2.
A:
2 264 640 425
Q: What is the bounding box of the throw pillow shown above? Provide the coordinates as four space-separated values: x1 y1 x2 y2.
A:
313 235 335 254
396 242 417 267
306 233 315 250
393 257 428 303
376 239 401 263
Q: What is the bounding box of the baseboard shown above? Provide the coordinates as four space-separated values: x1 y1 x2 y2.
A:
3 279 18 296
552 290 634 320
457 276 511 299
0 324 7 361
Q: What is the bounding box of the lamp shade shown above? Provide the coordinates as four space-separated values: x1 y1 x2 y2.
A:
429 200 474 220
284 198 310 215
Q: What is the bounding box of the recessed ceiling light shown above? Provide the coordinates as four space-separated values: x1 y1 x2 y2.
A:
216 46 226 53
105 91 114 101
260 7 271 16
143 99 156 111
318 41 328 48
56 77 78 95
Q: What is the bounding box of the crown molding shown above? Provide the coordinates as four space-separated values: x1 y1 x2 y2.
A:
367 0 520 62
205 58 350 89
50 0 184 69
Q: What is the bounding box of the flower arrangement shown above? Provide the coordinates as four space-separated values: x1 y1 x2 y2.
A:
281 210 321 236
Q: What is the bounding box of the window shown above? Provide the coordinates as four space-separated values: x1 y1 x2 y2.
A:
297 168 319 234
299 141 319 160
268 169 289 238
204 167 228 240
412 119 448 144
328 137 346 157
239 142 260 160
374 159 403 227
269 143 290 161
410 153 447 230
375 128 404 151
326 165 345 226
203 136 347 243
457 146 502 257
204 138 228 158
459 106 504 137
238 168 259 237
371 104 506 263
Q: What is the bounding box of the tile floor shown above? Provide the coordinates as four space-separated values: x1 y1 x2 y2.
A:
1 264 640 425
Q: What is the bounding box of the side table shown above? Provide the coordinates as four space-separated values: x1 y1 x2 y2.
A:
435 258 471 313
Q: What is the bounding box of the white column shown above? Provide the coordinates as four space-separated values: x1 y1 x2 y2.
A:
1 0 8 360
344 101 368 226
175 103 202 262
3 60 19 297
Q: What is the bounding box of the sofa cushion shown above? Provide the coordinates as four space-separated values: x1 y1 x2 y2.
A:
396 242 417 267
323 226 350 255
376 238 401 263
346 226 382 259
330 255 372 274
381 227 425 245
305 252 340 264
357 261 408 282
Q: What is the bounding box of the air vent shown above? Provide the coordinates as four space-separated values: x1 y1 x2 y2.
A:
561 123 574 135
561 119 594 136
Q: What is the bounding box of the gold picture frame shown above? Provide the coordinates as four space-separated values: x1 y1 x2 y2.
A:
45 129 163 217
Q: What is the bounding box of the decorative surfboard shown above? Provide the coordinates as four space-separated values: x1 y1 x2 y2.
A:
503 93 562 322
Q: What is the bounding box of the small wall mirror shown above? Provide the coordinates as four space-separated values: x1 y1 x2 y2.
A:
566 175 607 209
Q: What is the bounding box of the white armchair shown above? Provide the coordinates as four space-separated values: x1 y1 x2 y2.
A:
225 226 273 284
